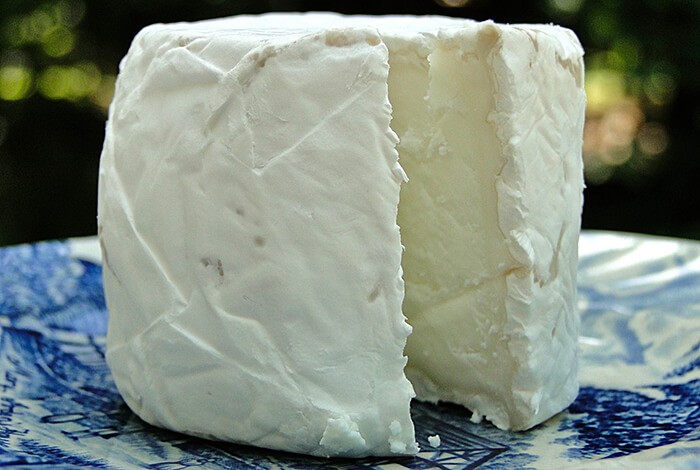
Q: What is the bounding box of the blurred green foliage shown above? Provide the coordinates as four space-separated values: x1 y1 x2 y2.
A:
0 0 699 245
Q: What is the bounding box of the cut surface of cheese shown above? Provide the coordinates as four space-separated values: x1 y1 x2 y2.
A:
98 13 585 458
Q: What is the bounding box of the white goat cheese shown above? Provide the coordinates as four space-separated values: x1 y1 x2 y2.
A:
98 13 585 458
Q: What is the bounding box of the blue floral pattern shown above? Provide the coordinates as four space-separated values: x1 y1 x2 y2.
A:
1 232 699 468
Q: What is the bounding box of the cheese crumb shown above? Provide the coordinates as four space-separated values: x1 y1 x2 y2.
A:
388 420 407 453
319 415 367 455
428 434 441 448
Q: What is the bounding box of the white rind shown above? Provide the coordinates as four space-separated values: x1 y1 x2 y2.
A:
492 23 584 429
100 24 416 457
98 12 585 457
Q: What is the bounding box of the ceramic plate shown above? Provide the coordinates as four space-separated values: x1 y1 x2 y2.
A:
1 231 699 468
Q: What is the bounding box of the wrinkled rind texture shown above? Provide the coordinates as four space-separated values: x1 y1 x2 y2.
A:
491 23 585 429
98 24 417 457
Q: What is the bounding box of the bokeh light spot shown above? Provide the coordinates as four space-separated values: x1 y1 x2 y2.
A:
434 0 470 7
637 122 669 157
0 65 34 101
26 10 56 42
548 0 584 15
3 17 25 47
55 0 87 28
91 74 116 111
645 72 676 106
612 38 641 71
41 25 76 57
588 11 618 43
585 69 626 114
37 62 102 101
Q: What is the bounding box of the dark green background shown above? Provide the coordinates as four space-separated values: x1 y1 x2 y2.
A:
1 0 699 246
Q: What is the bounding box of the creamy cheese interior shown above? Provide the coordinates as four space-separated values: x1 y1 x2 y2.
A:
388 31 518 419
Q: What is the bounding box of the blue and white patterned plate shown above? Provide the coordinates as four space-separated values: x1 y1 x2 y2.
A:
1 231 699 468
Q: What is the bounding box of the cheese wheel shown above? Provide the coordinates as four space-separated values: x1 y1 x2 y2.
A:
98 13 585 458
